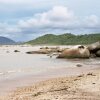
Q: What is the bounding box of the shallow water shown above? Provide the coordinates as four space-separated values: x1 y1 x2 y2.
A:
0 53 77 78
0 46 100 79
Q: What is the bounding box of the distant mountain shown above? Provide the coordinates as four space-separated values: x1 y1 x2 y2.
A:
26 33 100 45
0 36 16 45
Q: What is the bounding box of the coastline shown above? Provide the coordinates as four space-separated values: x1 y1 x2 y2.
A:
1 67 100 100
0 45 100 99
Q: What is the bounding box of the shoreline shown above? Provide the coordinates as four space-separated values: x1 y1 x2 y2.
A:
0 45 100 99
0 64 100 98
1 67 100 100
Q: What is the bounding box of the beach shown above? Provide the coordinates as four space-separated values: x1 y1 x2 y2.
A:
1 68 100 100
0 45 100 99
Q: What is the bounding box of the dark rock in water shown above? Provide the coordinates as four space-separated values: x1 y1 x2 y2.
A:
6 51 10 53
26 51 35 54
76 64 82 67
40 47 49 49
57 45 90 59
77 74 84 77
87 72 96 76
88 41 100 53
88 41 100 57
40 47 63 52
14 50 20 52
96 50 100 57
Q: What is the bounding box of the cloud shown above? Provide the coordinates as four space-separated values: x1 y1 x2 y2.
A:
18 6 77 30
0 6 100 41
84 15 99 27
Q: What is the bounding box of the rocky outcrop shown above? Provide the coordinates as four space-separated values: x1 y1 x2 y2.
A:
26 47 63 54
57 45 90 58
88 41 100 53
40 47 64 52
26 49 50 54
95 50 100 57
26 41 100 58
88 41 100 57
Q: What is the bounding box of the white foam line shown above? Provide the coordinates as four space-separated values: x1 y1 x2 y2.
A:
0 72 4 75
7 70 16 73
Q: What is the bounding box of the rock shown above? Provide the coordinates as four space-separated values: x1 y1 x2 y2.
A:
88 41 100 53
14 50 20 52
95 50 100 57
87 72 96 76
26 47 63 54
76 64 82 67
40 47 63 52
40 47 49 49
57 45 90 58
26 51 36 54
88 41 100 57
92 83 96 84
6 51 10 53
26 49 51 54
77 74 84 77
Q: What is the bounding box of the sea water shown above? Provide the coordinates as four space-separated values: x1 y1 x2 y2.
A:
0 46 100 79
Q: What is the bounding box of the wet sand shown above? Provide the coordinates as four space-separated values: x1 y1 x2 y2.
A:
0 65 98 96
1 68 100 100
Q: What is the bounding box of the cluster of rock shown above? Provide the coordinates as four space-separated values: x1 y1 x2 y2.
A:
57 45 90 58
26 41 100 59
58 41 100 58
26 47 63 54
88 41 100 57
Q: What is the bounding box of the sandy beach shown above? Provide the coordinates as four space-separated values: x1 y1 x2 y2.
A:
0 45 100 100
1 68 100 100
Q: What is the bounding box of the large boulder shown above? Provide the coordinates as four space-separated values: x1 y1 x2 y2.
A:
88 41 100 53
96 50 100 57
57 45 90 58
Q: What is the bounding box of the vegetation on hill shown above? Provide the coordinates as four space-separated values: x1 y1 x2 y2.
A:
27 33 100 45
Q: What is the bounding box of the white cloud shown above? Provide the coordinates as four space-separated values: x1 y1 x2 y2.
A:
84 15 99 27
18 6 77 29
0 6 100 41
44 6 74 22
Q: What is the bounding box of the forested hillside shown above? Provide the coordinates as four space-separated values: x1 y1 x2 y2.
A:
27 33 100 45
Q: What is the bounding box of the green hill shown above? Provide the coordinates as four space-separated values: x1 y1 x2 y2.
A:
26 33 100 45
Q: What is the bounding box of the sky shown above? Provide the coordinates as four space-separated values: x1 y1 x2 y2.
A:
0 0 100 41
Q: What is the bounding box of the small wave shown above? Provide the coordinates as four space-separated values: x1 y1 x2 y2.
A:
0 72 4 75
0 70 21 76
7 70 16 73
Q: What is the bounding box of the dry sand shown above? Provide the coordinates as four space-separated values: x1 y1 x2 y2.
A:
0 69 100 100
